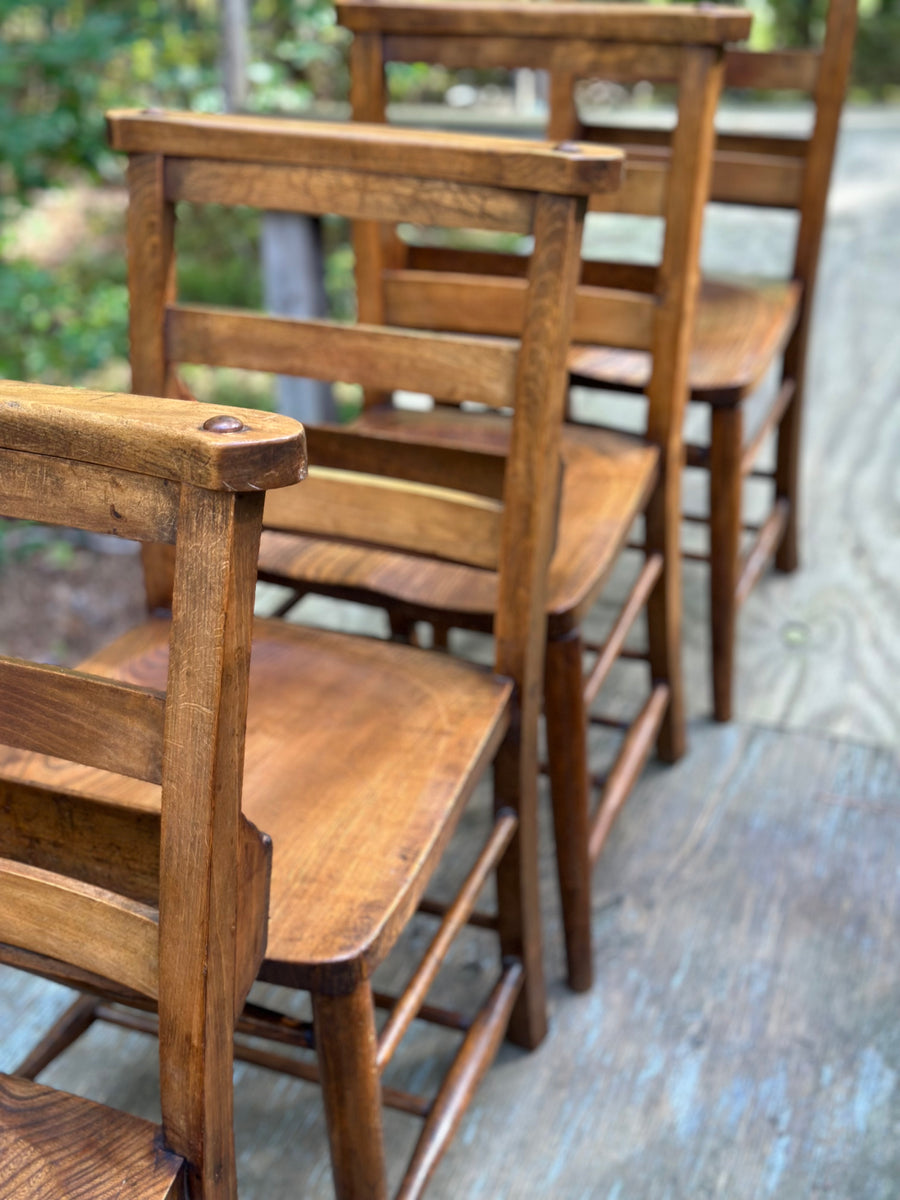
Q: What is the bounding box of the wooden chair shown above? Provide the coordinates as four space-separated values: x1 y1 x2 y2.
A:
0 380 305 1198
336 0 857 722
542 0 858 720
257 2 747 991
12 114 621 1197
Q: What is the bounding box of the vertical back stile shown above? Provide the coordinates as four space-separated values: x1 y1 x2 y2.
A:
158 484 266 1194
127 153 179 611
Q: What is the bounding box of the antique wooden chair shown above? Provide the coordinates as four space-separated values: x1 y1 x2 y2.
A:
16 114 621 1197
542 0 859 720
336 0 856 722
258 2 746 991
0 380 305 1198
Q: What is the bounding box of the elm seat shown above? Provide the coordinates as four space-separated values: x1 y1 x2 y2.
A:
0 617 511 987
0 1074 182 1200
568 277 803 404
259 417 659 633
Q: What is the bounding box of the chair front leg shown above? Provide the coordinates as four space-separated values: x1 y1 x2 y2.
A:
493 729 548 1048
544 629 594 993
774 324 808 575
708 404 744 723
312 981 388 1200
644 471 686 763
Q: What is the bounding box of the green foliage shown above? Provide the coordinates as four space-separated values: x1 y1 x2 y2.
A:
0 1 133 195
0 254 128 381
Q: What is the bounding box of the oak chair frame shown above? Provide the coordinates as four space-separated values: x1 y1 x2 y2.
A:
0 381 306 1199
328 0 748 989
20 112 622 1198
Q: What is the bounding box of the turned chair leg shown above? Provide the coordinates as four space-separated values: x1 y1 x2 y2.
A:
544 630 594 993
493 733 548 1048
312 982 388 1200
709 404 744 723
644 475 686 764
774 332 807 574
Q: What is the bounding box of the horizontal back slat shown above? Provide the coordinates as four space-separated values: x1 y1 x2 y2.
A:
0 858 158 998
166 304 520 409
709 151 805 209
0 447 179 545
0 659 165 784
575 122 810 161
264 468 503 570
724 48 820 92
579 132 806 210
0 777 161 906
383 270 656 351
307 425 507 500
405 246 659 294
382 34 683 80
165 157 536 234
588 159 668 217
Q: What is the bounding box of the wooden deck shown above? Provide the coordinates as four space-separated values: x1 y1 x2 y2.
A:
1 108 898 1196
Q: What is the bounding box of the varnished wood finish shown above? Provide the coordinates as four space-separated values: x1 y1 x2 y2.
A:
0 383 305 1197
337 1 751 44
0 659 164 782
333 0 740 990
0 1074 183 1200
0 379 305 493
166 304 521 408
107 110 622 198
553 0 858 718
104 114 609 1196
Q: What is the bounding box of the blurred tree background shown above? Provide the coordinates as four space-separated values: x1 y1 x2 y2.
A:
0 0 895 390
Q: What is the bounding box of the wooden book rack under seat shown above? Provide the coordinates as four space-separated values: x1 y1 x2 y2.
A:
0 380 306 1199
4 116 622 1198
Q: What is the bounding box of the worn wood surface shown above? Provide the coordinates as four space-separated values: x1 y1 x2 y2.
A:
0 115 896 1196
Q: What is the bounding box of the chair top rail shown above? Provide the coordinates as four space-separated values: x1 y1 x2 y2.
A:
336 0 752 46
107 109 623 198
0 380 306 493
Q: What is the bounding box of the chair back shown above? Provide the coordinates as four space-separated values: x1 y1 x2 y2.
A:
108 110 621 708
541 0 858 318
336 0 750 462
0 381 305 1192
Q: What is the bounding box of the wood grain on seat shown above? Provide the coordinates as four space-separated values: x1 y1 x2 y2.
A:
0 1074 183 1200
568 277 802 404
259 416 658 631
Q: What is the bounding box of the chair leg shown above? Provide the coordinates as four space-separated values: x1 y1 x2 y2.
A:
644 475 686 764
708 404 744 723
774 337 806 574
312 981 388 1200
493 732 548 1048
544 630 594 993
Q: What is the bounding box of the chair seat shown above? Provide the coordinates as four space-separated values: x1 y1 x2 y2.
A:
568 276 802 404
0 1074 182 1199
0 620 512 993
260 409 658 632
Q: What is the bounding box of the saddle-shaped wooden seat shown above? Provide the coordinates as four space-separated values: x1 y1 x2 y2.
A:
570 277 803 404
261 413 659 634
0 616 512 985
